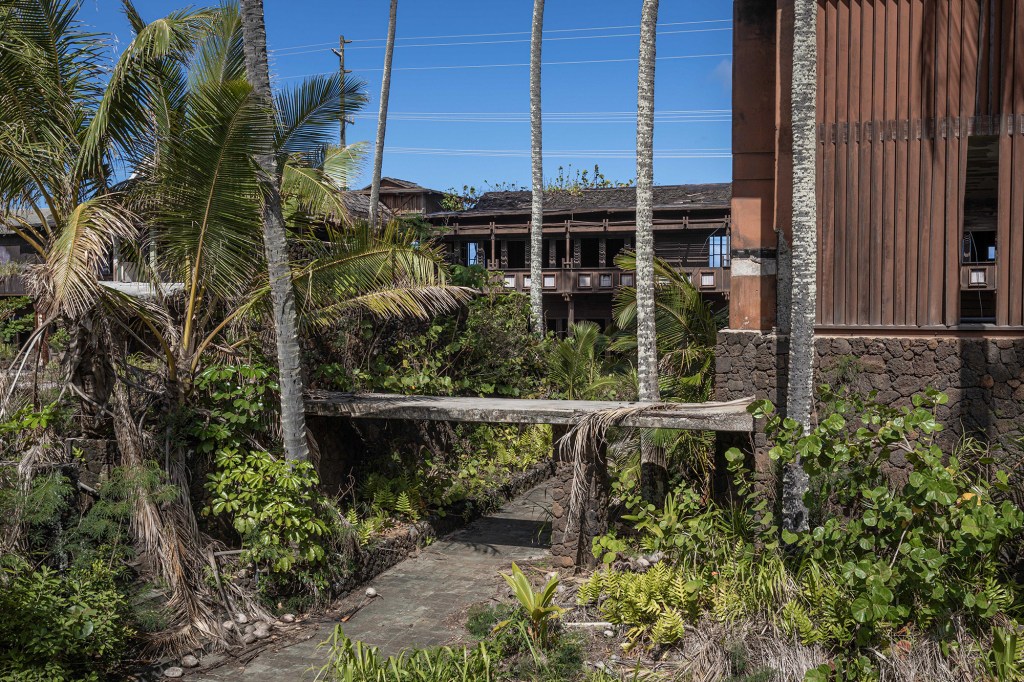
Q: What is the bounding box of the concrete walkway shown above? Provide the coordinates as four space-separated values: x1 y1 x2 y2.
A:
191 480 553 680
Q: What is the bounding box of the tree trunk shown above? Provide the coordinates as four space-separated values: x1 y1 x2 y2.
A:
239 0 309 461
783 0 818 533
635 0 666 505
368 0 398 228
528 0 545 334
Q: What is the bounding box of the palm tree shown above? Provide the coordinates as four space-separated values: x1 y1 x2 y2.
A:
0 1 468 649
548 322 618 400
528 0 545 333
368 0 398 228
783 0 818 533
634 0 664 504
238 0 309 462
612 253 721 403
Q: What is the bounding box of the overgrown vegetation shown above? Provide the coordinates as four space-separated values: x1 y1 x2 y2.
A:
577 387 1024 680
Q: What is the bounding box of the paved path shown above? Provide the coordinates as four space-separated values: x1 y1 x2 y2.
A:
192 480 553 680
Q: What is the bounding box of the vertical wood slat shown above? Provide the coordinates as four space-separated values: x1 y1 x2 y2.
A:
835 0 850 326
847 0 862 324
881 0 898 326
870 0 887 325
1011 0 1024 325
816 0 827 325
822 1 838 326
996 0 1015 325
915 0 932 326
927 1 948 326
909 0 925 325
895 0 911 326
858 1 874 324
944 0 963 326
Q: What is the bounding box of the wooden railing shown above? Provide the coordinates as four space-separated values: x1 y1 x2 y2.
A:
495 266 730 295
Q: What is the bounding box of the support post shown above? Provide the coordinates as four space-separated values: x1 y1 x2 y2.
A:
549 433 609 570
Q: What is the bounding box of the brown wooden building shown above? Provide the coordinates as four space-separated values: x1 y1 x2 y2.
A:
427 184 732 334
355 178 446 216
720 0 1024 443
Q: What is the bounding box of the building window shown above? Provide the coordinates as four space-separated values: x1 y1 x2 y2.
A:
620 273 634 287
578 274 592 288
599 274 612 287
700 271 716 288
543 274 556 288
708 235 731 268
504 275 516 288
523 275 531 288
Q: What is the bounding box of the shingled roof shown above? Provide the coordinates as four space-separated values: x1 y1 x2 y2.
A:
461 183 731 215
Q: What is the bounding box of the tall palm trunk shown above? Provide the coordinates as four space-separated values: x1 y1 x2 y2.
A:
635 0 665 504
783 0 818 533
368 0 398 228
528 0 545 333
239 0 309 461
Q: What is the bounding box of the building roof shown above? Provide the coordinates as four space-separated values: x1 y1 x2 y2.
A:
357 177 440 194
429 183 731 218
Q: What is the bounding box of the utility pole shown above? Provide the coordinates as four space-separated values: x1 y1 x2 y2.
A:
331 35 353 148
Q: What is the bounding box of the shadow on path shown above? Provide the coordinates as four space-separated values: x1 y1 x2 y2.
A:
191 480 553 680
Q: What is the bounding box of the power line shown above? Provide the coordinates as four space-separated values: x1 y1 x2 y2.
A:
269 18 731 54
385 146 732 159
271 27 731 58
279 52 731 79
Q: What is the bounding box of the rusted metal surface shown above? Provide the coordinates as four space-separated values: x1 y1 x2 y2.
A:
305 392 755 432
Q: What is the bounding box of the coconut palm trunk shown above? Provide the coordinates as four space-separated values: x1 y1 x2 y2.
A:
239 0 310 461
635 0 665 504
368 0 398 228
783 0 818 533
528 0 545 333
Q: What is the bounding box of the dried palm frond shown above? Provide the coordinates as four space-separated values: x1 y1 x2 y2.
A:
558 404 665 540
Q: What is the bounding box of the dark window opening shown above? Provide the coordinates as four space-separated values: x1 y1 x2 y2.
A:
606 238 626 266
506 240 526 269
961 290 996 324
554 239 567 267
960 135 998 324
579 238 600 268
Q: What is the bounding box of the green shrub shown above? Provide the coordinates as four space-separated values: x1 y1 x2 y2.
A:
581 387 1024 660
205 448 331 572
0 559 133 682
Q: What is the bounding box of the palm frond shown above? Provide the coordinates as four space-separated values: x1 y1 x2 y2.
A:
40 195 137 317
276 73 368 156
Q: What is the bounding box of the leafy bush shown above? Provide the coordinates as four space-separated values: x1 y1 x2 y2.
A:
205 449 331 572
0 559 133 682
580 387 1024 670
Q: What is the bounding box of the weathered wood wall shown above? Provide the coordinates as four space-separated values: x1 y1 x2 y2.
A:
815 0 1024 328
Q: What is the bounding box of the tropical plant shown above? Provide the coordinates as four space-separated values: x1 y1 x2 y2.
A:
0 558 134 681
548 321 619 400
612 252 721 402
496 563 565 649
368 0 398 228
320 627 495 682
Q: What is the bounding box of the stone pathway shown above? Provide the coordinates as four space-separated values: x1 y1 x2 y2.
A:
191 480 553 680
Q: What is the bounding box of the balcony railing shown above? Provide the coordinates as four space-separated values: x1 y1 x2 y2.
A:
494 266 730 295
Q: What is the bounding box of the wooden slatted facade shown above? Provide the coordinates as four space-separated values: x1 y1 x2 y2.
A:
814 0 1024 330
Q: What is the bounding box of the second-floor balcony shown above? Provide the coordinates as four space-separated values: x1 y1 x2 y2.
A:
490 264 730 296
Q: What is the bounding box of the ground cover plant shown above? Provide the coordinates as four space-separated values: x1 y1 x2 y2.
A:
576 387 1024 680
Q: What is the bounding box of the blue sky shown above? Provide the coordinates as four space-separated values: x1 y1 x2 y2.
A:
82 1 734 192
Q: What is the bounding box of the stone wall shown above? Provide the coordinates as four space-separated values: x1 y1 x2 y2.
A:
716 330 1024 446
549 441 609 569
